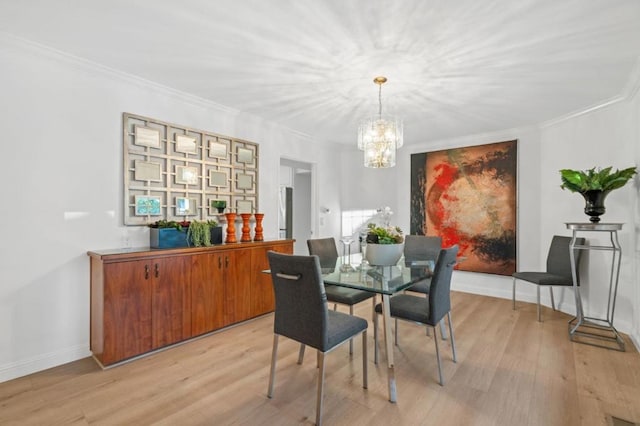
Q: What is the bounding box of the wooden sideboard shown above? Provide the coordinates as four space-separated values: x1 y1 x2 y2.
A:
88 240 293 366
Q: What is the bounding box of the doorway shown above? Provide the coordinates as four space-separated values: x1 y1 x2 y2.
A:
279 158 316 255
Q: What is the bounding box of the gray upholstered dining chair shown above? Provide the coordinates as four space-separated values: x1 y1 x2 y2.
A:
403 235 446 339
373 245 459 386
307 237 376 354
267 251 368 426
512 235 586 322
404 235 442 289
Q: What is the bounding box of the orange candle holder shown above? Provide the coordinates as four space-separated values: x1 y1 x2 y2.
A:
253 213 264 241
240 213 252 242
224 212 237 243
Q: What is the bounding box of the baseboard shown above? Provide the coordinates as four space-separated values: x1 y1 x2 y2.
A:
452 279 634 339
0 344 90 384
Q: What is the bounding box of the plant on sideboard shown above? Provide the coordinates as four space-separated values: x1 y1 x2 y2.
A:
149 220 190 249
212 200 227 213
187 219 221 247
559 166 637 222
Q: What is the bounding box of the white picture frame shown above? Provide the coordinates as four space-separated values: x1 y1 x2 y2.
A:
175 134 197 154
175 165 199 185
175 197 198 216
134 160 162 182
209 141 228 159
209 170 228 187
134 125 161 148
134 195 162 216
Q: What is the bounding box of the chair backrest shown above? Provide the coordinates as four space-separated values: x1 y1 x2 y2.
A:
268 251 329 350
427 245 459 325
546 235 586 283
404 235 442 262
307 237 339 269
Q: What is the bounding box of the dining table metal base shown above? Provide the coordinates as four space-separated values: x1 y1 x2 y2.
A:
381 294 397 402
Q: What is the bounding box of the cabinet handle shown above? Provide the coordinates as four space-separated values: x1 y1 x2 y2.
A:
145 265 149 279
155 263 159 278
218 256 222 269
225 256 229 268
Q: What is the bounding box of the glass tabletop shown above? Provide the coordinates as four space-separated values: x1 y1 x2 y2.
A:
322 253 434 295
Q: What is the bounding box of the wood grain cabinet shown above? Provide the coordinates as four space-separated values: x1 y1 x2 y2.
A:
88 240 293 366
92 256 191 366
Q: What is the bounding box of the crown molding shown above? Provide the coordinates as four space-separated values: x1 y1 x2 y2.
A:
1 31 240 113
540 55 640 129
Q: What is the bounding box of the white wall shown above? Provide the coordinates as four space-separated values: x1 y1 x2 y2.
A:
0 34 342 382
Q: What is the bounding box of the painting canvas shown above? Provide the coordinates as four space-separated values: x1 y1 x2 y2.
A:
410 140 517 275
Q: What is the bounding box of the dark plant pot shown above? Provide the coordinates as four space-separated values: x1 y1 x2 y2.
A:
581 190 610 223
150 228 189 249
210 226 223 245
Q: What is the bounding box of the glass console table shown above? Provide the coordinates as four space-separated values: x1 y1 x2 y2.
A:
566 222 625 351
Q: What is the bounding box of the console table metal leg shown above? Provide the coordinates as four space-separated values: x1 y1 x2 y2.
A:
566 223 625 351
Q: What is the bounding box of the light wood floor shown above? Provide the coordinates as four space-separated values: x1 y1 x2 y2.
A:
2 292 640 426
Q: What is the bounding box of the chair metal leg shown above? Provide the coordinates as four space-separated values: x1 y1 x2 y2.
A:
349 305 354 355
439 319 448 340
512 277 516 310
549 287 556 311
297 343 305 364
433 326 444 386
373 310 379 365
537 286 541 322
425 293 431 336
267 334 279 398
447 311 457 363
333 303 337 311
362 330 368 389
316 351 326 426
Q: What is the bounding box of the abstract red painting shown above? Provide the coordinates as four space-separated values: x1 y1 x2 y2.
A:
410 140 517 275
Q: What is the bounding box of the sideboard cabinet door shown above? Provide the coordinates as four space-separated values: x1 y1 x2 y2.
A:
191 252 225 336
103 260 153 365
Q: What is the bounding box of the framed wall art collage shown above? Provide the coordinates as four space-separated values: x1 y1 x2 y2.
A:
123 112 259 226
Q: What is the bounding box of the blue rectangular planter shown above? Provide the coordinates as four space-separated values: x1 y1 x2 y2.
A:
150 228 189 249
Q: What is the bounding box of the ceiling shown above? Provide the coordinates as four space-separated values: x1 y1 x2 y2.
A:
2 0 640 146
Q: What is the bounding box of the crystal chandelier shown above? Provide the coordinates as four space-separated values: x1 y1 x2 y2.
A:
357 76 403 168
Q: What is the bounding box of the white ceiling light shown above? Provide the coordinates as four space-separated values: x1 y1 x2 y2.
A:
358 77 403 168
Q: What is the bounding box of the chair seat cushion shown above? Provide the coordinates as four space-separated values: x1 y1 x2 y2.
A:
325 310 368 351
512 271 574 286
407 278 431 294
325 284 375 305
375 294 433 326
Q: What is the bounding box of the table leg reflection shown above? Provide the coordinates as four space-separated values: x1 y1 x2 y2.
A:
381 294 397 402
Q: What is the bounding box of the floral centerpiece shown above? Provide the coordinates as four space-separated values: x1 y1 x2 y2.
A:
365 223 404 244
363 209 405 266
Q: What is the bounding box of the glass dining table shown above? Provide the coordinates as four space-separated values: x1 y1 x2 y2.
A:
321 253 434 403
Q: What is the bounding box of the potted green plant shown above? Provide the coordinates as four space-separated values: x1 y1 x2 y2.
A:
149 220 190 248
186 219 223 247
560 166 637 222
212 200 227 214
365 223 405 266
